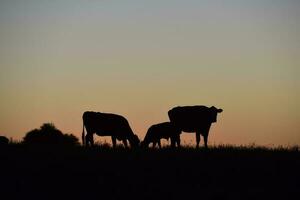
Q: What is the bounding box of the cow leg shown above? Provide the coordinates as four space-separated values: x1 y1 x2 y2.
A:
203 134 208 149
153 141 157 148
196 132 201 148
123 139 128 148
86 134 94 146
111 136 117 148
203 125 211 149
85 134 89 146
170 137 175 148
90 135 94 146
158 140 162 149
84 135 89 146
176 135 181 148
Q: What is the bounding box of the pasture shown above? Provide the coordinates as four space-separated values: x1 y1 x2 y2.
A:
0 144 299 200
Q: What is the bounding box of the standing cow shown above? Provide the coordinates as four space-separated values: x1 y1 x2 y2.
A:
82 111 140 148
141 122 181 148
168 105 223 148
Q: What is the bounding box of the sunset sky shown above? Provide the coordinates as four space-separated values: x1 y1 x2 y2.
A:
0 0 299 146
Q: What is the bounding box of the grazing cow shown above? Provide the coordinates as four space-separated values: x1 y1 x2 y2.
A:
168 105 223 148
141 122 181 148
82 111 140 148
0 136 9 146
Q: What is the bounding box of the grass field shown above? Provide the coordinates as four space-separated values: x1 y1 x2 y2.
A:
0 144 299 200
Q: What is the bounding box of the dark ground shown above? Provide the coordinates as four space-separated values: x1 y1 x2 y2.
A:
0 144 299 200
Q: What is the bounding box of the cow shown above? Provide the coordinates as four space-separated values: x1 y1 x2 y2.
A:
82 111 140 148
141 122 181 148
168 105 223 148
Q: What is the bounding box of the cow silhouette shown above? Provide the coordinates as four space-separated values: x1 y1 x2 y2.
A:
82 111 140 148
141 122 181 148
168 105 223 148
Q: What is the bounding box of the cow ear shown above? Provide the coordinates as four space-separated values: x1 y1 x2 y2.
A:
217 109 223 113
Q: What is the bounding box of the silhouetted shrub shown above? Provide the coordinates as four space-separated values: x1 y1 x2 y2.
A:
0 136 9 146
23 123 79 146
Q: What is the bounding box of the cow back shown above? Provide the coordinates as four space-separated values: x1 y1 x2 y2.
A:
83 112 133 137
168 106 213 132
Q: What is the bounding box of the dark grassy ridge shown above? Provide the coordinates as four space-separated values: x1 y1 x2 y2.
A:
0 144 299 200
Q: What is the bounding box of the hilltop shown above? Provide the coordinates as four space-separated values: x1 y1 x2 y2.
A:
0 144 299 200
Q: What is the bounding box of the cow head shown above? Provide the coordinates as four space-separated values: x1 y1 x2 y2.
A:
140 140 148 148
129 134 140 148
209 106 223 122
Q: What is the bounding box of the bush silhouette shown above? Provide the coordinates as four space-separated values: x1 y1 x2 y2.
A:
0 136 9 146
23 123 79 146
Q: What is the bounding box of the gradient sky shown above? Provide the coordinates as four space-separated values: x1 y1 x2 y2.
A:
0 0 299 146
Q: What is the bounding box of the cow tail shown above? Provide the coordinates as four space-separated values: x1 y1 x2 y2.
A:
82 120 85 146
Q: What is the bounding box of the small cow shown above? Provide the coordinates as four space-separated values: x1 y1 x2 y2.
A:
141 122 181 148
82 111 140 148
168 105 223 148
